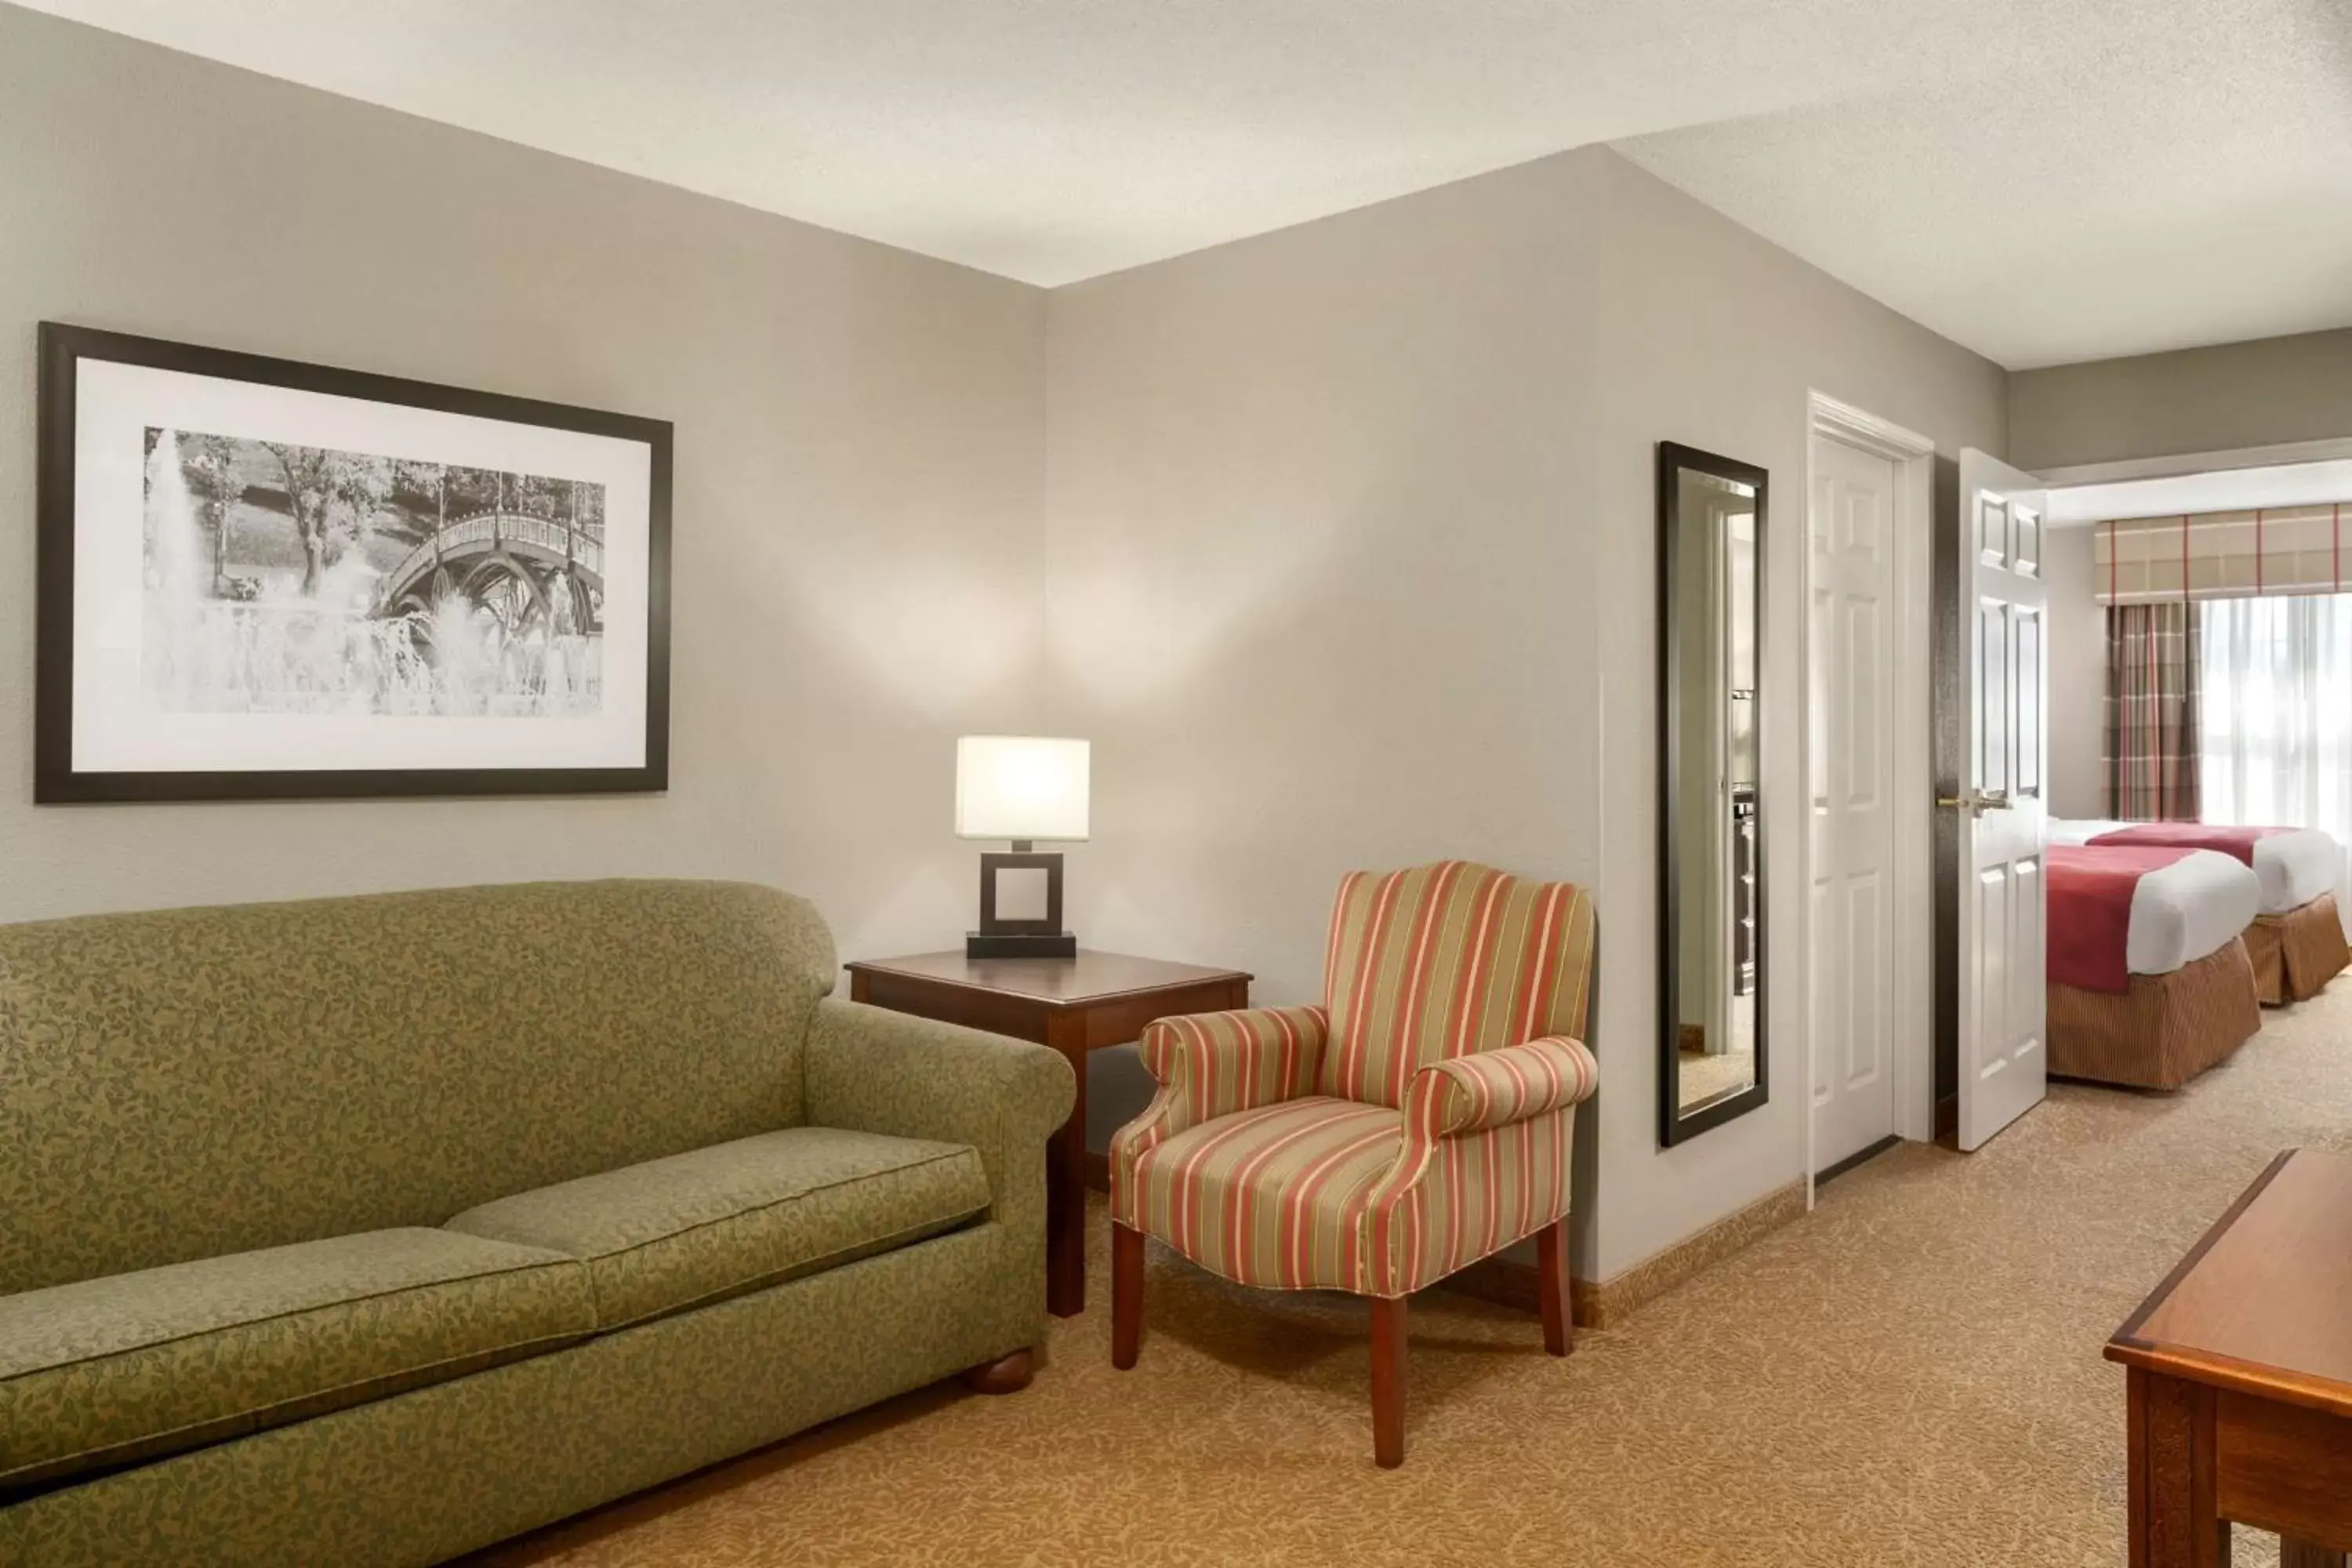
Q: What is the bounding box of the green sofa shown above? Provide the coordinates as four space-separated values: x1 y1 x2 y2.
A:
0 879 1073 1566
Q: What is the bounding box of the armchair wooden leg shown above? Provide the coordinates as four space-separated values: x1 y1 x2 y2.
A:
1370 1294 1407 1468
1111 1220 1145 1370
1537 1217 1572 1356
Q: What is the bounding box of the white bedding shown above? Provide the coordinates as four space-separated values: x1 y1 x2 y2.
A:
2118 848 2261 975
2051 819 2344 916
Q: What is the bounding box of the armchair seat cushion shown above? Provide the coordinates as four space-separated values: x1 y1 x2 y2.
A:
1117 1097 1403 1293
1118 1091 1583 1298
445 1127 990 1330
0 1229 592 1494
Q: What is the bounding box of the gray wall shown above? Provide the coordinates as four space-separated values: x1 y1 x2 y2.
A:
0 6 1049 957
1046 145 2006 1281
2010 328 2352 470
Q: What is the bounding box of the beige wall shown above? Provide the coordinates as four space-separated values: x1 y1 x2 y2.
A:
0 7 1048 956
13 7 2024 1287
2010 328 2352 471
1584 154 2005 1276
1046 146 2005 1280
2044 524 2106 819
1044 151 1611 1260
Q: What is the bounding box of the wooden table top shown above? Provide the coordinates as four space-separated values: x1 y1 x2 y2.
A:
844 949 1252 1009
2107 1147 2352 1418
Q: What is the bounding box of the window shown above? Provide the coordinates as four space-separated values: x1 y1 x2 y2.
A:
2199 594 2352 847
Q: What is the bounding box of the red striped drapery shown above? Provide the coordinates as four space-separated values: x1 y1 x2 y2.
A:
2102 601 2201 821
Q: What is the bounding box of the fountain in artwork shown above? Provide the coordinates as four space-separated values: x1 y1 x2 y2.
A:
140 426 604 717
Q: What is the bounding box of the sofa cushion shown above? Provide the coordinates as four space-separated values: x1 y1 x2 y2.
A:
444 1127 991 1330
0 1229 592 1494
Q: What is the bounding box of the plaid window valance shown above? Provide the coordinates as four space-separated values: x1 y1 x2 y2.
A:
2095 503 2351 605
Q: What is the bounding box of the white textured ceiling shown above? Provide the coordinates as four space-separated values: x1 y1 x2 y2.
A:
16 0 2352 366
1619 0 2352 367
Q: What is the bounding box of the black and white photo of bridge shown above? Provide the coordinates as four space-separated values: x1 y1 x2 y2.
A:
142 426 605 719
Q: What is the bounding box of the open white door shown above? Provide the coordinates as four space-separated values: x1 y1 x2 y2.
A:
1955 450 2049 1152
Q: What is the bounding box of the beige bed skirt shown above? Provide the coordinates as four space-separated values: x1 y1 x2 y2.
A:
2048 935 2263 1091
2243 892 2350 1005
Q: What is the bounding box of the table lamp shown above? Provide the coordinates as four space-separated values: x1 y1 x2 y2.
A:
956 735 1089 959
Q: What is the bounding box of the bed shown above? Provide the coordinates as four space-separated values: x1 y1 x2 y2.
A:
2045 844 2263 1091
2051 819 2350 1003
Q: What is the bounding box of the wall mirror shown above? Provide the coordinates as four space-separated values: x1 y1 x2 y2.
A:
1659 441 1769 1145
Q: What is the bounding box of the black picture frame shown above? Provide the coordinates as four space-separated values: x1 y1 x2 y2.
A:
34 322 672 804
1657 440 1771 1147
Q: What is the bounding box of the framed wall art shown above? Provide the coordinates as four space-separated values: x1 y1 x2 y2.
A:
34 323 671 802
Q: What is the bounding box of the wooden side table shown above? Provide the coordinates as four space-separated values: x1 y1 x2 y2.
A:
844 950 1250 1317
2106 1147 2352 1567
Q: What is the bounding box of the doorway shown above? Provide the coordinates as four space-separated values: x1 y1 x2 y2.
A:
1804 395 1937 1188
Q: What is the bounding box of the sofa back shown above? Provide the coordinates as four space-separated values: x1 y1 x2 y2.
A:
0 879 836 1296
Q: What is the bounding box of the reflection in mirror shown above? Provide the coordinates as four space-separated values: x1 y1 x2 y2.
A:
1660 444 1769 1145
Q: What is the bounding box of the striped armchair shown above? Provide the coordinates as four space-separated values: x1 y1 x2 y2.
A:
1108 861 1599 1467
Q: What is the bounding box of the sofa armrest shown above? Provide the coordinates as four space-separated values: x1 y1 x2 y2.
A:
804 997 1075 1227
1405 1035 1599 1138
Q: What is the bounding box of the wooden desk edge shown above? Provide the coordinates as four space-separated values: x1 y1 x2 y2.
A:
2109 1147 2299 1347
2105 1147 2352 1421
2107 1338 2352 1423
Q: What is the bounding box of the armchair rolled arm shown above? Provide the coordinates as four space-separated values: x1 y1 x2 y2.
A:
1114 1004 1328 1158
1405 1035 1598 1138
1342 1036 1599 1294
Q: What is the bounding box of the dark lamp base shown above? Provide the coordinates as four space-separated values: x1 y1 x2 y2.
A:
966 931 1078 960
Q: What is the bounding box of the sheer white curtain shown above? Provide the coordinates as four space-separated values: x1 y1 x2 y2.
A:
2200 594 2352 929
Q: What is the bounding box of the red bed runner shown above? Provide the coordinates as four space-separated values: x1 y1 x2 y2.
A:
2088 822 2286 868
2047 845 2194 994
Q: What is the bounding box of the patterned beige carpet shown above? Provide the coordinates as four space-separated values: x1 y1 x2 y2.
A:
473 987 2352 1568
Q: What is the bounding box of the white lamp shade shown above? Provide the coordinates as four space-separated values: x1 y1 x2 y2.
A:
955 736 1091 841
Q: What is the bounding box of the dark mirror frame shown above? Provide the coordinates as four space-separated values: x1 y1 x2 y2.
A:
1658 441 1771 1147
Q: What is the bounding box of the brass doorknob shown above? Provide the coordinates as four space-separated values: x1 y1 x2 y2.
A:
1937 790 2011 815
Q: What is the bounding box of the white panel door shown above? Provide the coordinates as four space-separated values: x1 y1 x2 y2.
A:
1956 449 2049 1152
1809 434 1897 1174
